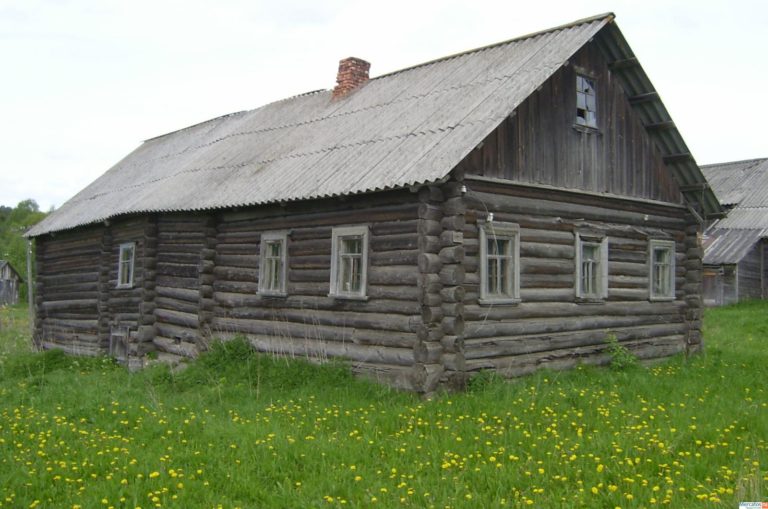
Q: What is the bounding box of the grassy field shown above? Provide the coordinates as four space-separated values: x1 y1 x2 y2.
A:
0 303 766 508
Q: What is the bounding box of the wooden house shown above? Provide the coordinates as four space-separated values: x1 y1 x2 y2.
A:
26 13 722 391
701 159 768 306
0 260 22 306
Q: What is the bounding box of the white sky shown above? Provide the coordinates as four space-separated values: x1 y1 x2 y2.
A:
1 0 766 211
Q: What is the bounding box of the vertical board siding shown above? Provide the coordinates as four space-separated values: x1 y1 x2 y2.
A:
464 41 683 205
737 244 763 301
461 180 690 377
35 226 104 355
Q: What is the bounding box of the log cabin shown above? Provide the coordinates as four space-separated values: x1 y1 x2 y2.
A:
701 159 768 306
26 13 723 391
0 260 22 306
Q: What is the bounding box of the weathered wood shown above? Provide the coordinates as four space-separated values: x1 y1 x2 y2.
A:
418 253 443 274
244 335 415 366
465 311 682 339
212 317 417 348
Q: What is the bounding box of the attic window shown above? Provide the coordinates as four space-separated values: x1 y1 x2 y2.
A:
576 75 597 128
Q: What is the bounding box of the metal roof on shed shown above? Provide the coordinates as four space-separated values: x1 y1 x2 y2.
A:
703 227 767 265
28 13 720 237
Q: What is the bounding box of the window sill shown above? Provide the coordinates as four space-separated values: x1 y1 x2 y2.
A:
478 297 520 306
259 291 288 298
328 293 369 302
572 123 600 135
575 297 605 305
115 284 134 290
649 296 675 302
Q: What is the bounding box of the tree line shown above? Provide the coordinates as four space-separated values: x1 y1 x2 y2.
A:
1 200 48 302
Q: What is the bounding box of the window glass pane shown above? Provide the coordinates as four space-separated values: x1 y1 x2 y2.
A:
576 92 586 110
581 243 600 296
342 237 362 255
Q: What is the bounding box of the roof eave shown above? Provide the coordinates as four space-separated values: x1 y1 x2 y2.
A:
594 21 723 220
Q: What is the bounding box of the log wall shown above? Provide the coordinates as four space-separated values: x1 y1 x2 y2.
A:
35 225 105 355
459 178 697 377
152 214 208 357
211 190 423 390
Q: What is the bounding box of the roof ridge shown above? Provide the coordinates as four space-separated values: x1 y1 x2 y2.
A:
373 12 614 80
143 89 328 143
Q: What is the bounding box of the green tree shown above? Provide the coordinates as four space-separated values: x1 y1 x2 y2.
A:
0 199 48 302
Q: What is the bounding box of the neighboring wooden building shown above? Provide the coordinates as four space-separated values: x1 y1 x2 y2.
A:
701 159 768 306
0 260 22 306
27 14 722 391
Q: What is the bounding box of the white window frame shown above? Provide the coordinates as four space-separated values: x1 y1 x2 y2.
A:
479 221 520 305
116 242 136 289
576 74 597 128
649 239 676 301
329 225 369 300
258 231 288 297
575 233 608 301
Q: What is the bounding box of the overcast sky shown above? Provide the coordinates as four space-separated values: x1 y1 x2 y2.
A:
1 0 766 211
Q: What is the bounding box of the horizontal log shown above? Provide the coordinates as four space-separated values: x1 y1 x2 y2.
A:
464 300 684 323
211 317 416 348
465 311 682 339
154 322 198 342
418 253 443 274
464 322 687 359
155 308 199 328
156 286 199 303
242 335 415 366
464 335 684 376
154 336 199 358
155 296 198 315
40 341 102 357
214 304 419 333
216 292 420 315
41 299 98 311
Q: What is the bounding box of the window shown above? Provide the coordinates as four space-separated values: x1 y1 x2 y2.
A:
117 242 136 288
575 233 608 300
329 226 369 299
259 231 288 296
576 74 597 128
479 222 520 304
649 239 675 300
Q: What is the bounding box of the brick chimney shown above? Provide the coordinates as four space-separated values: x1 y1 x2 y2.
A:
332 57 370 100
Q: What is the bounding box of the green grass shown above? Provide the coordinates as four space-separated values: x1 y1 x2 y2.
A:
0 302 766 508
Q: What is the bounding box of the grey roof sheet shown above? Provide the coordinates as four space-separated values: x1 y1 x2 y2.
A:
29 13 720 237
701 158 768 207
703 227 767 264
702 158 768 232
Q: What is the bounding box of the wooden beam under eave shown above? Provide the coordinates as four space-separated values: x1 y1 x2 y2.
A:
678 182 710 192
608 57 639 70
645 120 675 131
629 91 659 105
663 153 694 164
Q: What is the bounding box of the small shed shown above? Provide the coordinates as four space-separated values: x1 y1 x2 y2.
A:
0 260 23 306
701 159 768 306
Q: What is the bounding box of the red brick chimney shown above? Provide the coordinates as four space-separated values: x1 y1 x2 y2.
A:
332 57 370 100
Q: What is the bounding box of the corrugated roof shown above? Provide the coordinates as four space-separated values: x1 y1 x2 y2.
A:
702 158 768 207
703 227 767 265
28 13 720 237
